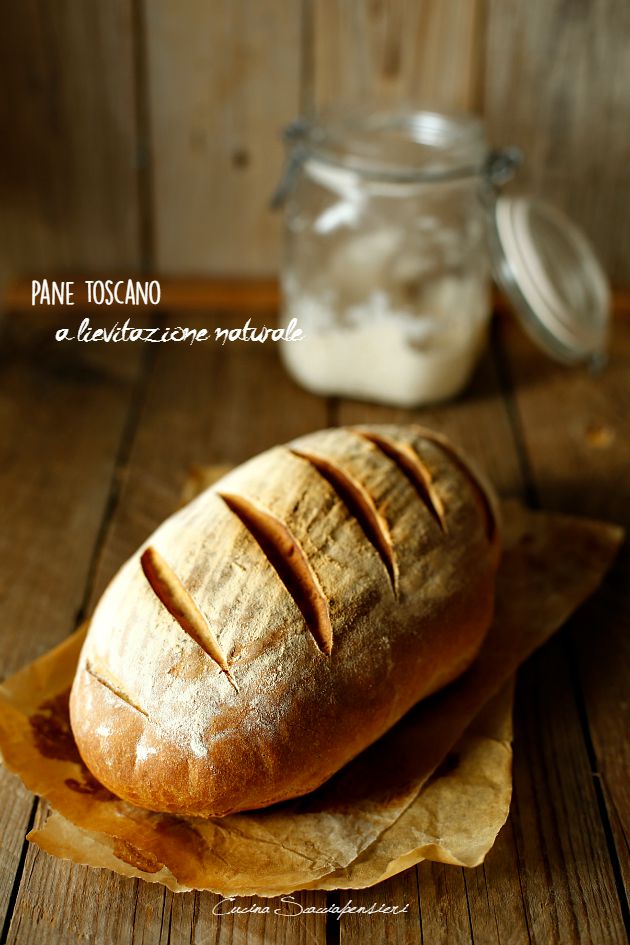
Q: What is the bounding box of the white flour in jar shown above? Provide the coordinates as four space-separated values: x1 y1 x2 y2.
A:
281 275 491 407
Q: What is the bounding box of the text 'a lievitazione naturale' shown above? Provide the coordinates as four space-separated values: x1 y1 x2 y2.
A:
53 317 303 345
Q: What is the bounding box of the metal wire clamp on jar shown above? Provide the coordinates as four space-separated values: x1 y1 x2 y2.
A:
273 109 521 408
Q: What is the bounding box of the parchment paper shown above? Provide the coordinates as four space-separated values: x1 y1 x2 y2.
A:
0 490 622 895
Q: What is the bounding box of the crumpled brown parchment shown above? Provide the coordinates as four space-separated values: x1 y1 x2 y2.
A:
0 490 622 896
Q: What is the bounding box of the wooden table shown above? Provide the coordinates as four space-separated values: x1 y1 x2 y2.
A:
0 291 628 945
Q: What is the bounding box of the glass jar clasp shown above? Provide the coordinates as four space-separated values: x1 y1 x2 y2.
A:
271 119 312 209
484 147 523 190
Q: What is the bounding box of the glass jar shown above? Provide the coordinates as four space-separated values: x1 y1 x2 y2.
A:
275 109 518 408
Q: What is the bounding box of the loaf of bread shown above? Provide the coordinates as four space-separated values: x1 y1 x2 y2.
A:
70 425 500 817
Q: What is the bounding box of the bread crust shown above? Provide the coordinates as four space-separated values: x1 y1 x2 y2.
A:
69 425 501 817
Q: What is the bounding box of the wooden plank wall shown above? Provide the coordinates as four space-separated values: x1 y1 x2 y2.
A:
144 0 302 275
484 0 630 291
0 0 628 291
309 0 485 112
0 1 141 295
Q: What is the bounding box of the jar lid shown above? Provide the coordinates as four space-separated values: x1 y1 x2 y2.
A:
489 196 610 366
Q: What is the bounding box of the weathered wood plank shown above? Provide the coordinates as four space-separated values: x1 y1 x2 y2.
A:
145 1 301 275
463 822 532 945
309 0 484 112
500 316 630 913
5 313 329 944
0 313 148 933
416 862 473 945
0 775 34 945
7 804 141 945
0 1 140 294
338 870 421 943
485 0 630 286
406 0 485 111
508 641 626 945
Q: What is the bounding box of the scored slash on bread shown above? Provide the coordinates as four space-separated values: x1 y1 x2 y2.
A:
219 492 333 656
85 661 149 718
289 447 399 595
357 430 447 531
413 429 497 541
140 546 239 691
69 425 500 818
